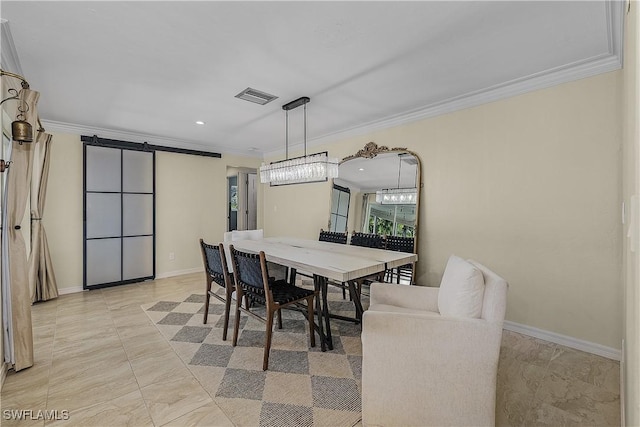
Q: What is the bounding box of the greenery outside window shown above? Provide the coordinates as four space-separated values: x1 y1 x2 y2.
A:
365 200 415 237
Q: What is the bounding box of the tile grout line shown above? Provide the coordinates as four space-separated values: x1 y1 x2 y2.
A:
43 298 62 423
142 291 237 427
523 341 563 426
105 285 161 427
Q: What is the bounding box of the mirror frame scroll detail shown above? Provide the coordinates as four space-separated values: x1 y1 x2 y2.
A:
333 141 422 282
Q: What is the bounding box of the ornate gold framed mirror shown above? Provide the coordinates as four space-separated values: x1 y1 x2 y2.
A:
328 142 422 283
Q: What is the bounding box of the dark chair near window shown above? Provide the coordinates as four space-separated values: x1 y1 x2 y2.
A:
319 229 348 244
199 239 233 340
229 245 318 371
350 232 385 249
384 236 415 284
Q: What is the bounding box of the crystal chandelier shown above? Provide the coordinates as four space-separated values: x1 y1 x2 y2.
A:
376 188 417 204
376 154 417 204
260 96 339 186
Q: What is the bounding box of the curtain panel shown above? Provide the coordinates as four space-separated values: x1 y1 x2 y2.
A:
1 88 40 371
29 131 57 302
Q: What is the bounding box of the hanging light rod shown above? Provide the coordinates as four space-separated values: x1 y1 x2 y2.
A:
0 69 29 89
282 96 310 111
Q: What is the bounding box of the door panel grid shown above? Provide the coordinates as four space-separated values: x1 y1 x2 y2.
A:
84 143 155 289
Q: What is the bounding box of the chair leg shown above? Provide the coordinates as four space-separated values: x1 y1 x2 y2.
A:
222 287 232 341
307 296 316 347
203 283 211 324
342 287 346 300
263 309 275 371
277 309 283 329
232 293 242 347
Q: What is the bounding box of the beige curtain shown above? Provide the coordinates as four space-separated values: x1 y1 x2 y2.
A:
4 88 38 371
29 130 57 302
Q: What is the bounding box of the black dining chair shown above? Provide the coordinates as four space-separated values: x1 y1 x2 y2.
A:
199 239 234 340
384 235 415 284
229 245 318 371
319 229 348 244
350 231 385 249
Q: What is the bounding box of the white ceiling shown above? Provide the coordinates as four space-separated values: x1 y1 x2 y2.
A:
1 1 623 158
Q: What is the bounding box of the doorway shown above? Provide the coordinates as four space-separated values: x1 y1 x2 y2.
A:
227 176 238 231
227 168 257 231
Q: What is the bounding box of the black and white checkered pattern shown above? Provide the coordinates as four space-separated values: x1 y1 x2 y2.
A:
144 283 365 427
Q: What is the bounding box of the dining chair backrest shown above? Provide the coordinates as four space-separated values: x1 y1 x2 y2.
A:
223 229 265 272
199 240 229 288
319 229 348 244
350 232 385 249
230 246 268 296
385 235 414 253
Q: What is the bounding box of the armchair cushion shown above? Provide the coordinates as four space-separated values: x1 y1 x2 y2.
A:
437 255 485 318
369 282 439 313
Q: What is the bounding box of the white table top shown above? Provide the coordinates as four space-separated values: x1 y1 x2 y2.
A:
228 236 417 283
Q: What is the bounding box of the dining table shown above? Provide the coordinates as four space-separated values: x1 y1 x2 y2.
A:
228 236 418 351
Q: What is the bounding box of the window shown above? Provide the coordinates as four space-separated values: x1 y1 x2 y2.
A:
329 184 350 233
365 199 415 237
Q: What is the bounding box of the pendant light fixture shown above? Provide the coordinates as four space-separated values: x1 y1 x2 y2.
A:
376 154 417 205
260 96 339 186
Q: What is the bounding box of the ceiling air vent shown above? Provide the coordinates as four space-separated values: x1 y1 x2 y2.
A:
235 88 278 105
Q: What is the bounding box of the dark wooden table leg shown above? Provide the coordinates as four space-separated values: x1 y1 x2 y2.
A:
320 276 333 350
313 274 327 351
348 280 364 322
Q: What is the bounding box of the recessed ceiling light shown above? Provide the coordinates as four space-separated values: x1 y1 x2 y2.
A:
359 168 364 171
195 121 205 125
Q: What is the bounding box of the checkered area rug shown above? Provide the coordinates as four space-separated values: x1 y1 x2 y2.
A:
142 282 366 427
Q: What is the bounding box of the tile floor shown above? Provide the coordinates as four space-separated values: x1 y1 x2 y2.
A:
0 273 621 426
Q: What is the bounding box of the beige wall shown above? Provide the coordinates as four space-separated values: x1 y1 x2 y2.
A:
263 71 623 349
43 133 261 291
623 1 640 424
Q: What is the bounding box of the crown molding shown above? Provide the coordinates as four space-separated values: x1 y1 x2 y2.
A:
0 20 24 76
41 120 261 159
264 0 625 160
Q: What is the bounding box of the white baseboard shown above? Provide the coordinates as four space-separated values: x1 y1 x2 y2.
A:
503 320 621 361
156 267 203 279
58 286 85 295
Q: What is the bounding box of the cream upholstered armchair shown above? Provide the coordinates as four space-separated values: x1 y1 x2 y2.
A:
361 255 508 427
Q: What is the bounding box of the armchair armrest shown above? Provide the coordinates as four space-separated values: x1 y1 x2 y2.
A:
369 282 439 313
361 310 503 427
